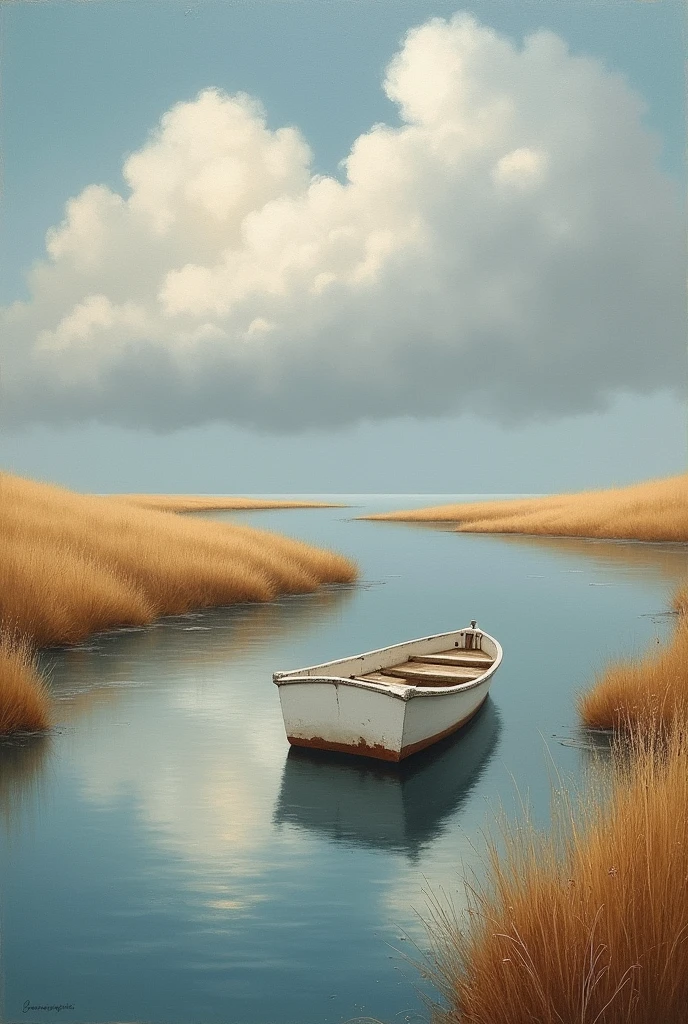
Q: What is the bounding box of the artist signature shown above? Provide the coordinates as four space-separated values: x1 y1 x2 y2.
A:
23 1001 75 1014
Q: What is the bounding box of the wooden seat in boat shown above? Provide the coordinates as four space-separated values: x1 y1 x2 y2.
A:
411 649 493 668
352 647 494 688
380 661 484 686
352 671 402 685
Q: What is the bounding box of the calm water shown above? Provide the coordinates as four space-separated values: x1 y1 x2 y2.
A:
1 496 686 1024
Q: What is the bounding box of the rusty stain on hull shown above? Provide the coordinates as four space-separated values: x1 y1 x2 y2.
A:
287 734 402 761
287 695 488 762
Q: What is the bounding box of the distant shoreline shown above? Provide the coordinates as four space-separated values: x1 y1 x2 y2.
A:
360 474 688 544
104 495 347 512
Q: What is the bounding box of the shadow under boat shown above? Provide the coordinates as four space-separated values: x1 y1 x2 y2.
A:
273 697 501 859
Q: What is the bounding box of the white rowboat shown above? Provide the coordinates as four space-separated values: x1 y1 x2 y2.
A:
273 622 502 761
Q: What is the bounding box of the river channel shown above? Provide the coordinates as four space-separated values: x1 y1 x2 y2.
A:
1 496 685 1024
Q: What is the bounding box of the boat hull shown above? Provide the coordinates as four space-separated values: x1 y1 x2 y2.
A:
275 626 501 761
282 688 490 761
280 679 408 760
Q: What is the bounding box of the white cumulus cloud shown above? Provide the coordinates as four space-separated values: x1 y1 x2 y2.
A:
1 13 684 431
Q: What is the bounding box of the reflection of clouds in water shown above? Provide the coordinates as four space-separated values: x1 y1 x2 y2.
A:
391 528 688 590
172 686 287 771
63 688 307 911
43 586 353 721
34 591 352 901
380 827 487 947
496 535 688 587
68 677 281 838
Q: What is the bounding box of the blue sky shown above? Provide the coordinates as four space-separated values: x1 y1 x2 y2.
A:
0 0 685 493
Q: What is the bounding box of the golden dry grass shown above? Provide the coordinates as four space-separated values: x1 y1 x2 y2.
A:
427 728 688 1024
0 637 50 734
578 620 688 734
673 583 688 617
579 580 688 734
0 470 357 732
365 474 688 542
109 494 343 513
0 471 357 648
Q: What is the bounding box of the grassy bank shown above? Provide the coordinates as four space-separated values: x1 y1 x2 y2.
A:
365 474 688 542
428 727 688 1023
0 471 357 732
110 495 344 513
579 583 688 734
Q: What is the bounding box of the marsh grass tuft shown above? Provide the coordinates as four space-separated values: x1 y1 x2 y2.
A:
0 635 50 734
579 577 688 734
579 619 688 734
425 727 688 1024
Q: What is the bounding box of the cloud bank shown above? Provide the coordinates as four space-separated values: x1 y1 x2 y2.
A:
2 13 684 431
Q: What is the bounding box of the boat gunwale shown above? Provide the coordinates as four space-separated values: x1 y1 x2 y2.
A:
273 628 503 701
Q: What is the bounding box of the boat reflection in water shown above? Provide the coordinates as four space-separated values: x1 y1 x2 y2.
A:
274 698 501 860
